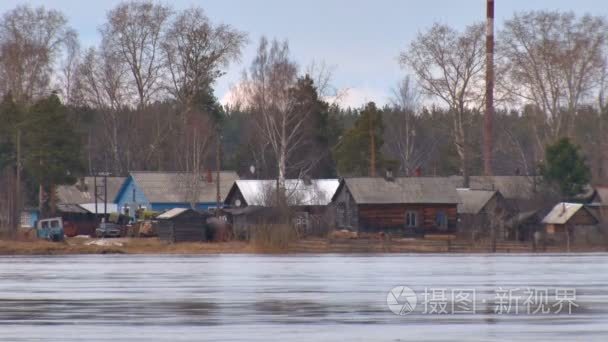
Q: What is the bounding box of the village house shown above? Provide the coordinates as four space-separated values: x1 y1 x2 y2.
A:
456 188 510 240
224 178 339 237
55 176 126 236
331 176 459 236
115 171 239 220
541 202 600 247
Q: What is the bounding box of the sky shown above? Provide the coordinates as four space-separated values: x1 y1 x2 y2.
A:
1 0 607 108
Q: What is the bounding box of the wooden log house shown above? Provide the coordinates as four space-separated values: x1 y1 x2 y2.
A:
331 176 459 235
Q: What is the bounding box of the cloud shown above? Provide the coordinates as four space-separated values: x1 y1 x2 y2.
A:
325 87 389 109
220 82 390 110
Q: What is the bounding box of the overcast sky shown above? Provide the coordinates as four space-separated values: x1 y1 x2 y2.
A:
1 0 606 108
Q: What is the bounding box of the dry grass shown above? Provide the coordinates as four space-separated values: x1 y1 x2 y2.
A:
1 232 606 255
249 224 299 253
0 237 253 255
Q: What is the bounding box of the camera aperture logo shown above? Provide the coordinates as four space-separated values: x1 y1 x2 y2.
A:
387 286 418 315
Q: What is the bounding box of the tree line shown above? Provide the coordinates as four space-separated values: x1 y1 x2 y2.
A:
0 2 607 226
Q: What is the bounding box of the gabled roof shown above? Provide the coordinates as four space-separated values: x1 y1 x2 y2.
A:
56 177 126 204
230 179 339 206
457 189 497 214
337 177 459 205
157 208 211 220
127 171 239 204
56 203 118 214
594 186 608 204
541 202 587 225
449 176 539 200
157 208 188 219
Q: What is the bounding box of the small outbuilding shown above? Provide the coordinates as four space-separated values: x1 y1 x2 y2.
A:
226 206 287 240
156 208 211 243
457 189 510 240
541 202 600 247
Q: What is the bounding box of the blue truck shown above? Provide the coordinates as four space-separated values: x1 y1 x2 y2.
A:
36 217 65 242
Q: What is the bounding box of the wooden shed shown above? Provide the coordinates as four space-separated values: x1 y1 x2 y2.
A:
156 208 211 243
456 189 511 240
331 177 459 236
541 202 600 247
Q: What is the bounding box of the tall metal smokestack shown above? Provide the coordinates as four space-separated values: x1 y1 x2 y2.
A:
483 0 495 176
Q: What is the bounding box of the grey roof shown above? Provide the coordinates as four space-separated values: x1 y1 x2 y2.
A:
56 177 126 204
233 179 339 206
131 171 239 203
456 189 497 214
594 186 608 204
341 177 459 204
541 202 584 225
449 176 539 200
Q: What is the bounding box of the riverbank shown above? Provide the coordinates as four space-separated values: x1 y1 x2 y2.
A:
1 236 606 255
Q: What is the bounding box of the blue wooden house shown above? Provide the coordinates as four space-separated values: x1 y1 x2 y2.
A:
115 171 239 219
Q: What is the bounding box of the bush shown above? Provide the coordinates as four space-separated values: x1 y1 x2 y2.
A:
250 223 298 252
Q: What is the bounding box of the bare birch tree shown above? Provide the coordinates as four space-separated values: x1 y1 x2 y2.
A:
242 37 308 188
101 1 171 108
401 23 485 186
163 6 246 176
163 7 246 111
384 76 428 175
74 47 131 173
499 11 607 147
0 5 77 103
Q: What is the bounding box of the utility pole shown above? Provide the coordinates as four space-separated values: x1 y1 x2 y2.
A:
13 129 21 238
483 0 495 176
369 114 376 177
103 173 108 220
215 129 221 216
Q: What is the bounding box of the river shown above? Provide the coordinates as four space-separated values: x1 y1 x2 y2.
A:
0 254 607 341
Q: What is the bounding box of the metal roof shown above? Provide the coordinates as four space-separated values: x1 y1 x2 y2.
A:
56 177 126 204
130 171 239 204
233 179 339 206
541 203 584 225
341 177 459 204
79 203 119 214
56 203 88 214
456 189 497 214
157 208 189 219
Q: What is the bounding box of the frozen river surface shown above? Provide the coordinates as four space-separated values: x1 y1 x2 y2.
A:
0 254 607 341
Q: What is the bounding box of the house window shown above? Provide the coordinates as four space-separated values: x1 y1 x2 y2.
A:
132 188 136 202
405 211 418 228
436 211 448 231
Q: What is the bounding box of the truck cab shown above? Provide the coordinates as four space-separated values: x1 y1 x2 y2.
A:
36 217 65 242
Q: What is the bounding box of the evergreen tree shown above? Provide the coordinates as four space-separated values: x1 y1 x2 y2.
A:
334 102 384 176
288 75 341 178
541 137 590 199
21 94 85 211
